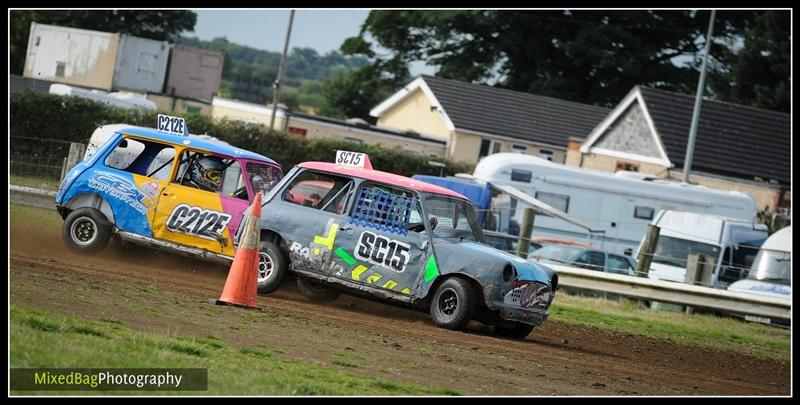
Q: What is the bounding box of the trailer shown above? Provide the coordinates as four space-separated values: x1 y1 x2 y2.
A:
24 22 120 91
112 34 169 93
418 153 758 256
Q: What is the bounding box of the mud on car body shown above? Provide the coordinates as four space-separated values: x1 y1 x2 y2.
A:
55 123 282 262
242 154 558 338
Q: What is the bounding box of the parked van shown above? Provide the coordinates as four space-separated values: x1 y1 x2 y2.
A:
464 153 758 256
640 210 769 288
727 226 791 298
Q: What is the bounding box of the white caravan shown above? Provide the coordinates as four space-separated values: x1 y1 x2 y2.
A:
640 210 768 288
727 226 791 298
468 153 759 255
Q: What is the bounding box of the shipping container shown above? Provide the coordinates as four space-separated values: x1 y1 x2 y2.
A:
165 44 225 102
24 22 119 91
112 34 169 93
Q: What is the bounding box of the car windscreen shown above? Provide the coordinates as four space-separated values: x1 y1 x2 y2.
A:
420 193 484 243
748 249 791 285
651 235 721 268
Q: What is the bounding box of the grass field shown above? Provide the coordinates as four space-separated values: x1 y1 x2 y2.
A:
10 307 460 396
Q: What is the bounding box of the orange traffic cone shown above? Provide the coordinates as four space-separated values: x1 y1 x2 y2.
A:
216 192 263 310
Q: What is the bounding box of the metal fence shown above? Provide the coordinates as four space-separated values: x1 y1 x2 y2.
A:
10 136 85 191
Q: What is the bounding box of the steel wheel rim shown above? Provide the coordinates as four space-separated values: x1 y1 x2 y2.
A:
258 252 274 283
438 288 458 317
70 217 97 246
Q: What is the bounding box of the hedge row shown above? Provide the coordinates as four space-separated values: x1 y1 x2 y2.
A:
10 90 474 177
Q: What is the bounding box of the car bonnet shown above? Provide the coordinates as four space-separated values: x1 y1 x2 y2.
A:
456 241 552 284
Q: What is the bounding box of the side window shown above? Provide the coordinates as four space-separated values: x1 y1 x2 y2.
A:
172 150 240 195
634 206 655 220
608 254 634 275
282 171 352 212
104 137 176 180
351 182 416 235
535 191 570 213
575 251 605 271
511 169 532 183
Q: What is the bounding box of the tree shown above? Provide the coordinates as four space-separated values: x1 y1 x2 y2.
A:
327 10 785 114
10 10 197 75
322 62 409 122
708 11 790 113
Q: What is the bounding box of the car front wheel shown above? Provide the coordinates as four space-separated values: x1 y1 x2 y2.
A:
429 277 477 330
62 208 112 255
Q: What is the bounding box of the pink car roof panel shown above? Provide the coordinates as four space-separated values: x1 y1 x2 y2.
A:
298 162 466 199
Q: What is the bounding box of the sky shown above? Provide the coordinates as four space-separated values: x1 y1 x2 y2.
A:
188 9 434 76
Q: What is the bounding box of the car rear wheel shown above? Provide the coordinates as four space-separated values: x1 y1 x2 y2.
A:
257 241 288 294
296 277 341 302
494 321 535 339
63 208 112 255
429 277 476 330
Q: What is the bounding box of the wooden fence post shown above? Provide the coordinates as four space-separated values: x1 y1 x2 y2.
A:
516 208 535 259
635 224 660 277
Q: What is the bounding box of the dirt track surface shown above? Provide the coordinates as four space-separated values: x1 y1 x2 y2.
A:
10 218 791 395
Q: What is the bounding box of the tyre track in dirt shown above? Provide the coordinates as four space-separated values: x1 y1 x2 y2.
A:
10 222 790 395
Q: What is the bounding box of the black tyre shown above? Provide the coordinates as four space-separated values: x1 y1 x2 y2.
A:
494 321 535 339
296 276 341 302
257 240 288 294
429 277 477 330
62 208 112 255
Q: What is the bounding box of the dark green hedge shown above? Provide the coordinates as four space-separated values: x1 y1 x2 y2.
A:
10 90 474 177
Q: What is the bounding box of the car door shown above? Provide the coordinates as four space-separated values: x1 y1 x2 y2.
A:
269 169 355 273
91 135 177 236
573 250 606 272
151 149 250 256
332 181 431 297
607 254 636 276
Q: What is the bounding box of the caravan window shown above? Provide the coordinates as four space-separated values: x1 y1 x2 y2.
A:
511 169 532 183
535 191 570 213
634 206 655 220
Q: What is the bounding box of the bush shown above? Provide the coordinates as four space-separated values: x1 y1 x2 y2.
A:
10 90 474 177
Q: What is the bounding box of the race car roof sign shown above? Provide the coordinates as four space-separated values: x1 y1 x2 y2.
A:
335 150 372 170
157 114 189 136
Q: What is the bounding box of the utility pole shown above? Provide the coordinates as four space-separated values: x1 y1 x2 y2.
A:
682 9 716 184
269 10 295 133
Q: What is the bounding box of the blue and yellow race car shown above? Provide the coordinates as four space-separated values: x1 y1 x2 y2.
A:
56 117 283 267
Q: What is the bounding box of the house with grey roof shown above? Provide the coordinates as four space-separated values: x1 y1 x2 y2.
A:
370 75 611 164
570 86 790 213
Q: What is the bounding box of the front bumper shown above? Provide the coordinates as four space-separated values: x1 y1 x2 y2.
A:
483 281 554 327
491 301 549 327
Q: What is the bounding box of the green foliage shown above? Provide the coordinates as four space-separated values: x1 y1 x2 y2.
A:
708 10 790 112
322 64 408 122
10 91 473 178
10 10 196 75
331 10 788 113
171 36 370 109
